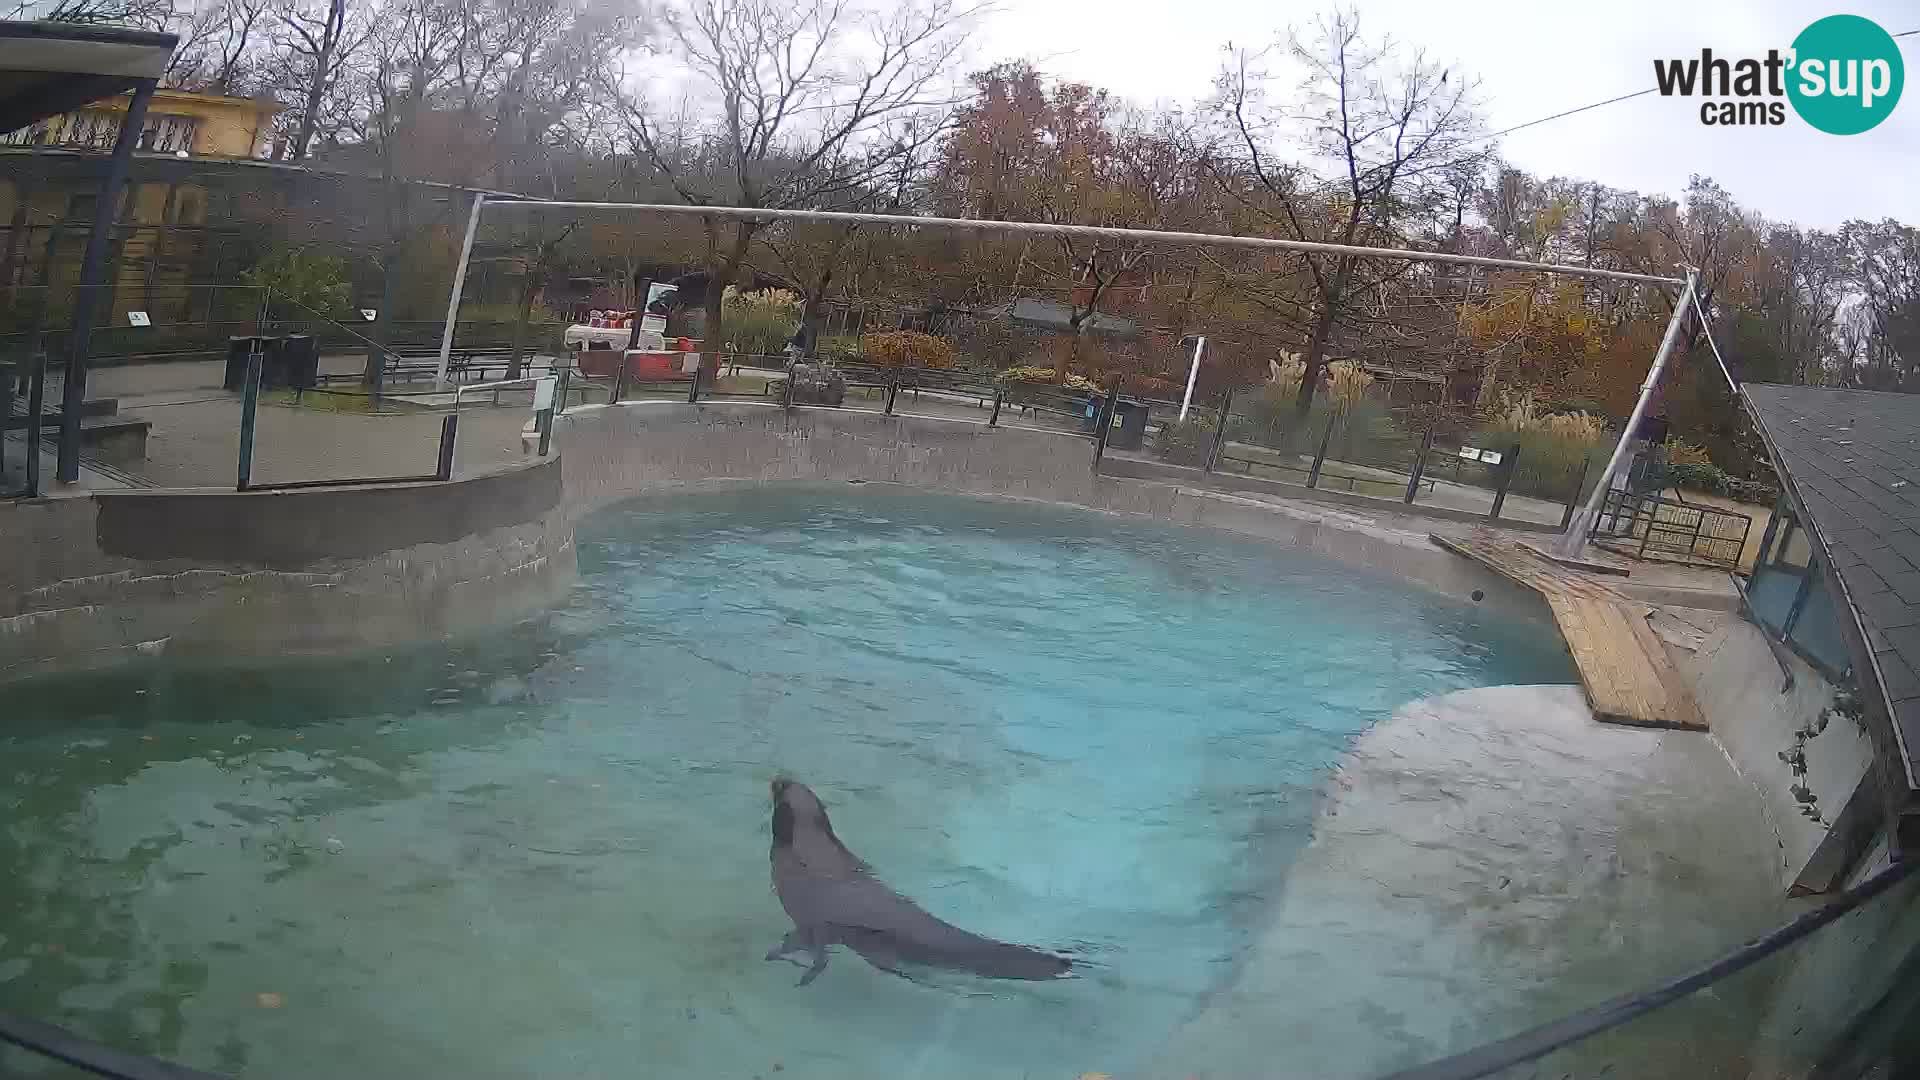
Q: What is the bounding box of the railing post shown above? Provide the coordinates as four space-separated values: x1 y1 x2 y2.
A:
554 364 571 416
1306 409 1336 488
989 386 1004 427
435 412 459 479
1204 388 1233 473
1488 440 1522 520
1091 380 1122 471
884 370 899 415
1405 428 1435 504
687 349 702 404
236 339 262 491
22 320 47 498
537 402 554 456
609 351 627 404
1562 456 1592 530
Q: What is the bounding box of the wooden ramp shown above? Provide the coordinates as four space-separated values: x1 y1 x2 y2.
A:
1431 532 1706 731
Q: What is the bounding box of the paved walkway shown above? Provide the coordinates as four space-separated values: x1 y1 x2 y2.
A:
67 359 535 490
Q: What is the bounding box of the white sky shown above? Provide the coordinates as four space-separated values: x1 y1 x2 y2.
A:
974 0 1918 230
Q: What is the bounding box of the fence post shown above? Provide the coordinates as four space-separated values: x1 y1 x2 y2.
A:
22 319 47 498
1488 440 1522 520
554 364 571 416
1204 388 1233 473
686 349 702 404
1405 428 1435 504
235 339 262 491
884 370 900 415
436 412 459 479
610 351 627 404
1092 381 1123 471
1306 409 1337 489
989 386 1004 427
1561 456 1592 530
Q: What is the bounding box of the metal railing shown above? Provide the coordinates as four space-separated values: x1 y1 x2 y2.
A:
1593 487 1753 568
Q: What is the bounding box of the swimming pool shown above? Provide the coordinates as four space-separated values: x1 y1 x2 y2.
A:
0 486 1575 1078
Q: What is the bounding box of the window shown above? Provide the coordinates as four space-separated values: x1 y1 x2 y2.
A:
140 114 197 154
1747 503 1851 676
0 111 196 153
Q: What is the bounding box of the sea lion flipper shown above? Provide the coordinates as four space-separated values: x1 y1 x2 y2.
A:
765 929 806 963
796 940 830 987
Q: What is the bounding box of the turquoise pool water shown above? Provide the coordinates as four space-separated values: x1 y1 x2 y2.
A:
1 486 1575 1078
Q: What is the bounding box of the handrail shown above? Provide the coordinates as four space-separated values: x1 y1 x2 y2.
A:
452 376 544 410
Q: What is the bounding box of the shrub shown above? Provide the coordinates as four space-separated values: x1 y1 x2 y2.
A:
997 364 1061 384
721 286 800 359
1667 460 1729 495
1264 356 1375 410
860 330 956 369
1156 414 1217 466
1666 439 1715 467
243 246 351 322
818 334 863 363
1474 393 1611 500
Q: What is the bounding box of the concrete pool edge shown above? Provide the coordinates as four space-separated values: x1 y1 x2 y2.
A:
0 455 573 685
1 400 1564 685
555 401 1560 627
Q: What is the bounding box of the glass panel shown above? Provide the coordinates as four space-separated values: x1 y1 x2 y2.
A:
1748 563 1804 635
1787 566 1852 675
1775 520 1812 570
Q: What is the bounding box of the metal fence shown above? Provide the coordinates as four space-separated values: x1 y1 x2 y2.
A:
1592 487 1753 568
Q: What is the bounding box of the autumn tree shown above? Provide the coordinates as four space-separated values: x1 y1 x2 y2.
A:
1214 8 1484 415
608 0 975 369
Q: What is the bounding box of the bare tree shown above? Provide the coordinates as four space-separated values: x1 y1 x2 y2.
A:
270 0 364 161
165 0 268 92
608 0 976 368
7 0 175 28
1213 8 1483 414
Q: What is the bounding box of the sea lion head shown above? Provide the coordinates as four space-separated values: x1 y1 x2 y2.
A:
770 776 833 847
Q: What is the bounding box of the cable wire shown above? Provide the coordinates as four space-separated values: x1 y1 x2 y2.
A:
1379 855 1920 1080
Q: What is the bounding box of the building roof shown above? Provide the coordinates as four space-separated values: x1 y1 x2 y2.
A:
1005 297 1139 338
0 20 177 134
1743 383 1920 814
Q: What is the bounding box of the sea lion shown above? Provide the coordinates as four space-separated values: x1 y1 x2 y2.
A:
766 777 1073 987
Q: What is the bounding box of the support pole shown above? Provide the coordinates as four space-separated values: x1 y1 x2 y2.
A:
1307 410 1336 488
1557 269 1698 556
1489 441 1522 521
435 413 459 479
1204 388 1233 473
58 78 155 484
988 386 1004 427
1178 335 1205 421
236 340 261 490
435 191 486 389
1405 428 1434 504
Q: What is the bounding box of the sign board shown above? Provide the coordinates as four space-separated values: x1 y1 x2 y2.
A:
679 351 701 374
126 311 150 327
532 376 556 412
643 282 678 334
1480 450 1503 465
1456 446 1482 461
360 309 378 322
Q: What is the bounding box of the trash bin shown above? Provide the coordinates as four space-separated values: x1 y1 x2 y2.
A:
281 334 319 389
1110 399 1149 451
223 336 257 390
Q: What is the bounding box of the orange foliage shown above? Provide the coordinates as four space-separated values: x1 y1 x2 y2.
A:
860 331 957 369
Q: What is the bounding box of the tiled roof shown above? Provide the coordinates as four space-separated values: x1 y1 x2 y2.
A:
1744 384 1920 801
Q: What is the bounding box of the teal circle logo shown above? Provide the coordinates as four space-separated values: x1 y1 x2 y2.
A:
1787 15 1904 135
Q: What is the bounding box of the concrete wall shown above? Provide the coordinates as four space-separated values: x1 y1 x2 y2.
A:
0 457 571 685
1675 611 1874 893
554 402 1553 624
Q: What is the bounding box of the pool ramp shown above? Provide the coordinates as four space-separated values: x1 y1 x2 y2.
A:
1430 531 1707 731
